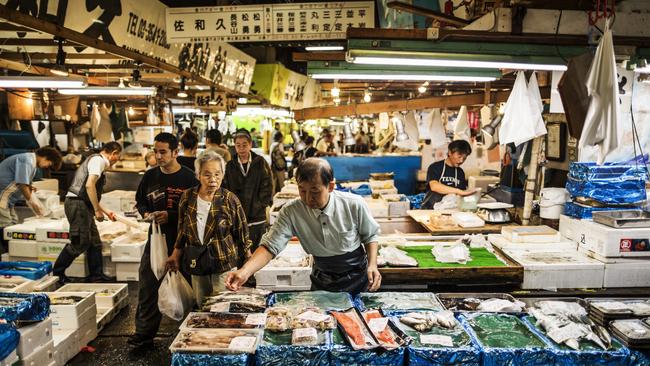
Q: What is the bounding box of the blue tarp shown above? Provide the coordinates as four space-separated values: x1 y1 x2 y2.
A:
0 323 19 361
256 331 330 366
0 292 50 322
0 261 52 280
566 162 647 205
564 201 640 219
330 328 405 366
171 352 251 366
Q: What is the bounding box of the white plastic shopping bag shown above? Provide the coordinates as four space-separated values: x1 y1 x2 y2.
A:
500 71 537 145
158 271 194 321
150 223 168 280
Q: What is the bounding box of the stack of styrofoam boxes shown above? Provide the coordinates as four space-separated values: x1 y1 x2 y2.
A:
488 225 604 289
369 178 398 196
100 190 137 214
0 276 34 293
0 349 18 366
364 197 389 219
47 291 97 366
15 318 55 366
57 283 129 332
379 193 410 218
111 233 147 282
572 218 650 288
255 243 312 291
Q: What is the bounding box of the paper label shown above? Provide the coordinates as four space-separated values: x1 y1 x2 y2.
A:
245 313 267 326
228 336 256 351
296 311 329 322
368 317 389 334
210 302 230 313
293 327 318 339
420 334 454 347
547 323 585 344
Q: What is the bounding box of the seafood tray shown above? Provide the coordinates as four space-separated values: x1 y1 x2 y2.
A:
592 210 650 228
201 288 269 313
330 308 381 350
360 309 411 350
169 328 262 354
358 292 444 311
392 311 473 349
0 276 33 293
46 292 95 327
0 261 51 280
264 306 336 332
180 312 266 330
57 283 128 309
262 328 329 346
438 293 526 313
610 319 650 349
462 313 548 349
271 291 353 311
587 298 650 325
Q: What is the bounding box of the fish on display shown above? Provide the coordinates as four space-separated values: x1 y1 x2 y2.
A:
399 310 457 332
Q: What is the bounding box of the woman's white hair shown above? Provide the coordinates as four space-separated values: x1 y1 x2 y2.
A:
194 150 226 176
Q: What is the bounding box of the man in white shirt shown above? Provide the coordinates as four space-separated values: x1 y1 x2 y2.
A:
53 142 122 284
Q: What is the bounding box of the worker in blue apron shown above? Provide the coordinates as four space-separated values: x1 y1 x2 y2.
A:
422 140 476 209
225 158 381 295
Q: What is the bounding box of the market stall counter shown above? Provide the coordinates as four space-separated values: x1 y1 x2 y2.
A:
407 210 516 235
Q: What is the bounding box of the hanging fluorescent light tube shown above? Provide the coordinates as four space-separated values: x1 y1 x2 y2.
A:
306 45 344 51
59 87 157 96
0 76 86 89
351 56 567 71
311 73 497 82
173 107 202 114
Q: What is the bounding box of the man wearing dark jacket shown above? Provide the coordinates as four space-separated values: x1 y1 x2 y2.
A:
222 129 273 250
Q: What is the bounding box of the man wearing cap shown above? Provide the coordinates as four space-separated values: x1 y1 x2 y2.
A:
222 129 273 250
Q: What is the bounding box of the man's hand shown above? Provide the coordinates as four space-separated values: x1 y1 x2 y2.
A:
367 264 382 292
106 211 117 222
225 269 250 291
152 211 169 224
165 248 182 272
94 209 105 221
30 186 37 192
459 188 478 197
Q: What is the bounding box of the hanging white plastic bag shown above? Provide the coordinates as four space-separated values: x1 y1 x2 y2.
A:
158 271 194 321
429 108 448 148
524 71 548 145
150 223 168 280
500 71 537 145
453 105 471 142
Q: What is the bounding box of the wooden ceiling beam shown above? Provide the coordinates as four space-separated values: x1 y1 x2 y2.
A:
0 52 125 60
386 1 470 27
0 21 34 32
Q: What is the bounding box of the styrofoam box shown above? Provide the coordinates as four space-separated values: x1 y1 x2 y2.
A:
0 276 34 293
116 262 140 281
488 234 577 251
364 197 389 218
501 247 604 289
8 240 40 258
110 240 146 262
20 339 54 366
32 179 59 192
52 328 77 366
604 260 650 288
381 194 410 217
371 187 399 196
257 284 311 292
0 349 18 366
96 307 115 331
33 276 59 292
559 214 584 242
57 283 128 309
100 190 137 213
16 318 52 359
34 219 70 243
104 254 116 277
38 242 89 278
46 292 96 330
3 220 44 241
0 253 8 261
501 225 561 243
77 319 98 347
575 219 650 258
369 179 395 190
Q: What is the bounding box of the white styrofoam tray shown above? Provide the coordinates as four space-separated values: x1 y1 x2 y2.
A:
46 292 96 330
20 339 54 366
57 283 128 309
110 238 146 262
0 276 34 293
32 276 59 292
488 234 577 251
116 262 139 281
575 219 650 258
501 225 561 243
8 240 40 258
16 318 52 359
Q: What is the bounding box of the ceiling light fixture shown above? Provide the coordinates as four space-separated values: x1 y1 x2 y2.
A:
177 76 188 98
130 63 142 88
330 85 340 98
50 38 68 77
363 91 371 103
0 76 85 89
118 78 126 88
312 73 497 82
350 56 567 72
418 85 427 94
58 87 157 96
305 45 344 51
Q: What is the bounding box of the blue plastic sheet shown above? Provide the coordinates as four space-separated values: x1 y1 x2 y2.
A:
0 261 52 280
406 193 425 210
0 292 50 322
330 328 405 366
564 201 640 219
629 349 650 366
256 330 330 366
171 352 251 366
0 323 19 361
566 162 648 205
335 184 372 197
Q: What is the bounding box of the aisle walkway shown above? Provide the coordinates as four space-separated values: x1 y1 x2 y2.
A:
69 282 179 366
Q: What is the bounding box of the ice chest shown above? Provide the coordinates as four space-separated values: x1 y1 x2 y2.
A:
575 219 650 258
110 239 146 262
46 292 96 329
501 225 561 243
8 240 39 258
116 262 139 281
16 318 52 359
57 283 128 309
20 339 54 366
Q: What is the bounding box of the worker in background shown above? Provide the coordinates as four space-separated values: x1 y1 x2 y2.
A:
205 128 232 162
177 128 198 171
421 140 477 209
129 133 198 350
144 151 157 170
271 122 282 142
316 130 337 156
250 127 261 148
226 158 381 295
0 147 62 255
270 132 287 194
53 142 122 284
222 129 273 251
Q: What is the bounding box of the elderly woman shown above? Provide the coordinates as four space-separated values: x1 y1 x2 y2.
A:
166 150 252 305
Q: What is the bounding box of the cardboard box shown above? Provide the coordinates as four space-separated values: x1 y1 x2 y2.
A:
116 262 139 281
16 318 52 359
575 219 650 258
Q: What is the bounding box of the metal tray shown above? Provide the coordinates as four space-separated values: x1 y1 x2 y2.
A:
437 293 524 313
516 297 590 313
592 210 650 228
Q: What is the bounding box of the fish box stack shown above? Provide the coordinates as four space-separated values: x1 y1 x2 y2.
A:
97 220 148 281
369 178 398 196
0 293 50 365
254 243 312 292
0 261 58 292
99 190 137 214
56 283 129 332
488 226 604 289
46 291 97 365
15 318 55 366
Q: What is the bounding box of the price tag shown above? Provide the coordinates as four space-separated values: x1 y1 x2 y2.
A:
296 311 329 322
420 334 454 347
210 302 230 313
368 317 389 334
228 336 256 352
245 313 267 326
293 327 317 339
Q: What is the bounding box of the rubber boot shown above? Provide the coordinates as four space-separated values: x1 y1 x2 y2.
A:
53 245 76 284
86 245 115 283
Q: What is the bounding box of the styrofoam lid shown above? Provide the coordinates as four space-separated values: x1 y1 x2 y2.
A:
503 248 604 270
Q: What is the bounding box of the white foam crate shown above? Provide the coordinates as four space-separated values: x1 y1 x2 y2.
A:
3 220 46 241
255 245 312 288
32 276 59 292
604 260 650 287
8 240 40 258
46 292 96 330
96 306 115 332
574 219 650 258
116 262 139 281
34 219 70 244
0 349 18 366
488 234 577 251
104 254 116 277
501 247 604 289
20 339 54 366
77 319 98 347
52 328 76 366
501 225 561 243
0 276 34 293
16 318 52 359
38 242 89 278
57 283 128 309
100 190 137 213
381 194 410 217
110 240 146 262
364 197 389 218
559 214 583 242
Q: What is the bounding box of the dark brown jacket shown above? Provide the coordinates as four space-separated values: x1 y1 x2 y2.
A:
222 151 273 223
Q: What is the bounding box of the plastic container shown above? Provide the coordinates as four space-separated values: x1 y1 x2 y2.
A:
539 188 569 219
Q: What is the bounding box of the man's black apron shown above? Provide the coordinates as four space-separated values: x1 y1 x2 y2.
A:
310 246 368 295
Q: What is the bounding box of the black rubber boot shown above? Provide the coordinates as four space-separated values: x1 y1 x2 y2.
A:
86 245 115 283
53 245 76 284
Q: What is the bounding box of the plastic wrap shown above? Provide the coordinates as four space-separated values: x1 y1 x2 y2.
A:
0 323 19 361
329 328 405 366
171 352 250 366
628 350 650 366
406 193 424 210
566 162 647 205
357 292 444 312
563 201 639 219
270 291 353 311
256 330 330 366
459 313 555 366
0 292 50 322
0 261 52 280
335 184 372 197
